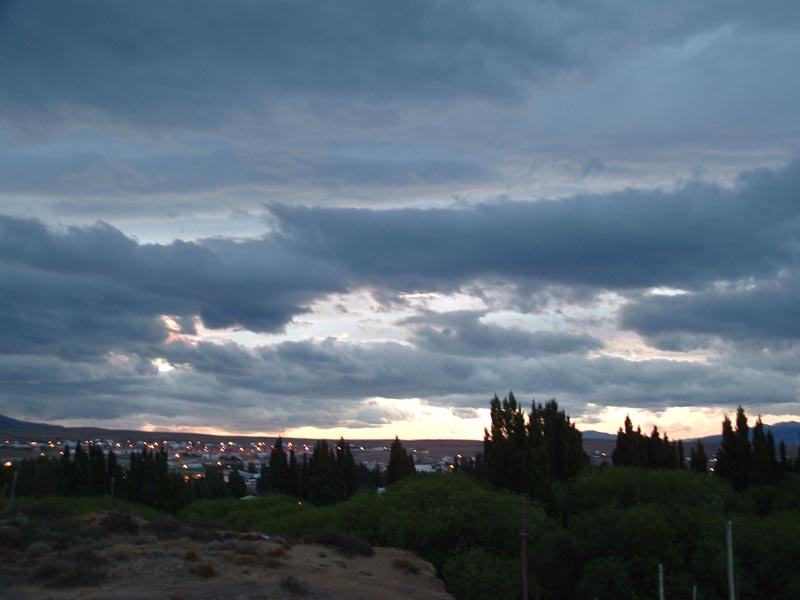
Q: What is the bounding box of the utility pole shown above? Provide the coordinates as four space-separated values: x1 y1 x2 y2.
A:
658 563 664 600
726 521 735 600
520 497 529 600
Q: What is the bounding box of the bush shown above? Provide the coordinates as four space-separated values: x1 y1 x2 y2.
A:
442 547 519 600
32 548 109 588
302 530 374 557
101 509 139 534
146 515 183 538
281 574 308 595
392 555 420 574
194 562 216 578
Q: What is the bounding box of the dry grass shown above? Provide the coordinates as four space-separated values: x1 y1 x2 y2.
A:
184 549 199 562
194 562 217 578
281 574 309 596
266 545 288 558
303 530 374 557
392 556 420 574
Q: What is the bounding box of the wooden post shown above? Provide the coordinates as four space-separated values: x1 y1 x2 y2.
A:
521 497 529 600
658 563 664 600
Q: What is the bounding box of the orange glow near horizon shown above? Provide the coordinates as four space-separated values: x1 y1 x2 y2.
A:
34 403 799 442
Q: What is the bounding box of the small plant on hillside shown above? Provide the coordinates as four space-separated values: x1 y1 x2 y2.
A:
303 530 374 557
392 556 420 574
280 575 308 596
194 562 217 578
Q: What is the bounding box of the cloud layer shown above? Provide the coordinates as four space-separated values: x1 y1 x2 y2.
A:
2 1 800 433
3 160 800 430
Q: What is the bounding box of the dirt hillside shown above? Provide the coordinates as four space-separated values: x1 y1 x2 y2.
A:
0 511 454 600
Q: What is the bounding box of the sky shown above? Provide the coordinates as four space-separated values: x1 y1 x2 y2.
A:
2 1 800 440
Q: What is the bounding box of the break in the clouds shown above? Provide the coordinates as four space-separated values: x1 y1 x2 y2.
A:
2 1 800 435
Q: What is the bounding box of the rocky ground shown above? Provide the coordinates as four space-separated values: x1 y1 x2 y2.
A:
0 511 453 600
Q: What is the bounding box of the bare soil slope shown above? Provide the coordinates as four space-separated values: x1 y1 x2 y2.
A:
0 512 453 600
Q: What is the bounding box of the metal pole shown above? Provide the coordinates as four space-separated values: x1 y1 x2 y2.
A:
658 563 664 600
521 497 529 600
693 583 697 600
726 521 735 600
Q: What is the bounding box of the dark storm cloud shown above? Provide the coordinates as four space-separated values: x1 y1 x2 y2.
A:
162 337 797 414
272 160 800 293
6 334 792 428
401 310 602 357
620 274 800 348
0 0 568 131
3 1 798 133
3 159 800 361
3 159 800 426
0 149 490 201
0 215 347 354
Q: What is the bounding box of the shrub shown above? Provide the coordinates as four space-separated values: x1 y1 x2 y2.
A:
32 548 109 588
194 562 217 578
184 549 199 561
146 516 183 538
392 556 420 574
280 574 308 595
101 509 139 534
302 530 373 557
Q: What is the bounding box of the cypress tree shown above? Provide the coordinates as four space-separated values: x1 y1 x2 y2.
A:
690 440 708 473
386 436 415 485
287 449 299 496
750 417 774 485
716 415 736 484
268 436 289 493
733 407 752 490
778 441 791 478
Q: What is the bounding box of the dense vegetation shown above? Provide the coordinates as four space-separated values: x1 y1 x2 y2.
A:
3 399 800 599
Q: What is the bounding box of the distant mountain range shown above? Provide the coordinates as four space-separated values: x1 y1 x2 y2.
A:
585 422 800 446
581 430 617 440
0 414 62 430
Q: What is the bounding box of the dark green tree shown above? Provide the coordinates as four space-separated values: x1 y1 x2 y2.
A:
287 448 299 496
386 436 416 485
268 436 289 493
778 441 791 478
334 437 357 500
88 442 106 495
689 440 708 473
733 406 752 490
227 469 247 498
750 417 774 485
72 442 90 496
305 440 337 504
484 393 586 499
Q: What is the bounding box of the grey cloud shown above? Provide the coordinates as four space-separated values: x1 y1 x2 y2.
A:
620 274 800 347
272 160 800 293
5 333 795 430
3 159 800 363
168 338 799 415
0 215 348 343
0 1 568 132
3 1 797 134
401 310 601 357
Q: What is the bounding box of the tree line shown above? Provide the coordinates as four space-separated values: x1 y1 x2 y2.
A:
481 393 588 501
1 434 414 510
0 442 248 511
611 406 800 488
258 435 414 504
